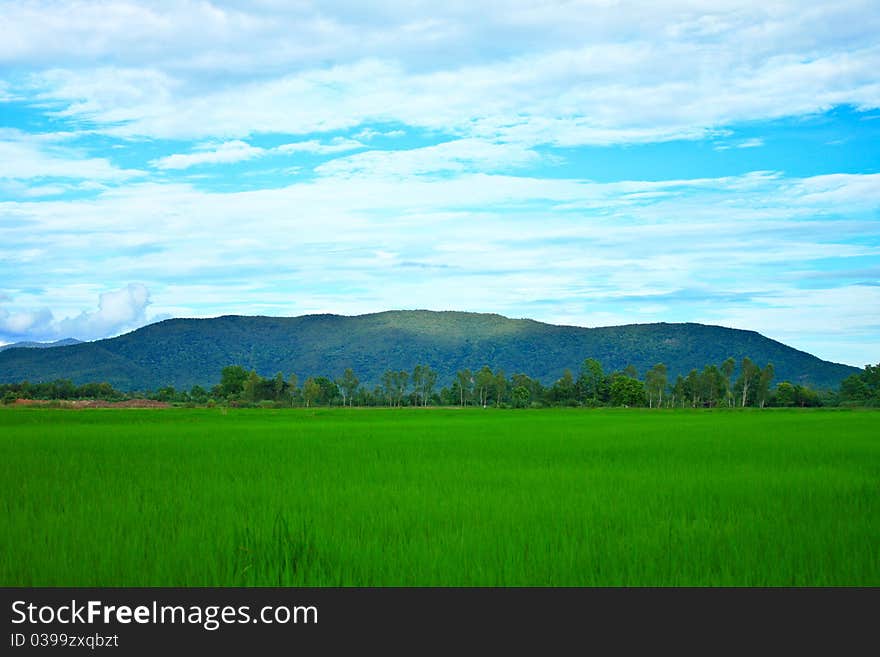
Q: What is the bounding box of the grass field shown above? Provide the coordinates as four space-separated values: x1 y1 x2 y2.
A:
1 407 877 586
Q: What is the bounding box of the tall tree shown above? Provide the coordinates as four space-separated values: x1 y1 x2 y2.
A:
338 368 359 407
273 372 285 401
475 365 494 407
392 370 409 407
645 363 667 408
242 370 260 403
720 357 736 407
493 368 507 407
577 358 606 404
757 363 775 409
412 364 425 406
382 370 396 407
422 365 438 407
737 357 759 407
455 369 473 406
302 377 320 407
288 373 299 405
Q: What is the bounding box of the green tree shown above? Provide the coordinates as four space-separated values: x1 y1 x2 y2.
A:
493 368 507 407
737 357 759 407
302 377 320 407
455 369 473 406
511 385 530 408
220 365 249 398
412 364 425 406
394 370 409 407
287 373 299 406
671 375 686 408
475 365 494 407
775 381 796 407
757 363 775 408
422 366 438 406
645 363 667 408
550 369 576 405
242 370 260 403
577 358 606 404
720 357 736 407
382 370 396 406
839 373 869 402
273 372 285 401
338 368 359 407
609 375 646 407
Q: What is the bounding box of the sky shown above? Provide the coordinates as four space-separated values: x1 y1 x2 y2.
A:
0 1 878 367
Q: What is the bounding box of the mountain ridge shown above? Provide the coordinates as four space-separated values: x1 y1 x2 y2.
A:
0 310 858 391
0 338 83 352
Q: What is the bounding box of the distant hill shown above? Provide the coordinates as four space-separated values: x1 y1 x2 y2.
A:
0 311 858 391
0 338 82 352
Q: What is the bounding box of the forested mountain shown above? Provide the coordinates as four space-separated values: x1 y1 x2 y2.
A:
0 311 858 391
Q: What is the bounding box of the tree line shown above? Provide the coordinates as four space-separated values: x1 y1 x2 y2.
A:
5 357 877 408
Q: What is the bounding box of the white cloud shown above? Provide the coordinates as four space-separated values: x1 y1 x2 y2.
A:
715 137 765 150
151 140 265 170
315 139 542 177
13 3 880 144
0 133 142 181
355 128 405 140
275 137 365 154
0 284 153 342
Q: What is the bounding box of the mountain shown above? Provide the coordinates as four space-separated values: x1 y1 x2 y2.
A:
0 311 858 391
0 338 83 352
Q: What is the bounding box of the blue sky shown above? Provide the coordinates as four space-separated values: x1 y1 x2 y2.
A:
1 1 878 367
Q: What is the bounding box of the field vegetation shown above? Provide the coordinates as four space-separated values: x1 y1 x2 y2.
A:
1 407 877 586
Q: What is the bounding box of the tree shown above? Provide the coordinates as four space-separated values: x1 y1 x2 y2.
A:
302 377 320 407
455 369 473 406
394 370 409 407
672 374 687 406
312 376 340 405
493 368 507 407
609 375 646 407
720 357 736 407
699 365 724 407
475 365 494 407
287 373 299 405
382 370 396 407
550 369 576 405
410 364 438 407
684 369 699 407
220 365 249 398
839 373 869 402
273 372 285 401
338 368 359 407
775 381 796 407
577 358 606 404
242 370 260 403
757 363 775 408
412 365 425 406
422 366 438 406
645 363 667 408
511 385 530 408
737 357 759 407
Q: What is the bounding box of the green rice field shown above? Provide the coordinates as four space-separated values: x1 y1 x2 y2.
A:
1 407 877 586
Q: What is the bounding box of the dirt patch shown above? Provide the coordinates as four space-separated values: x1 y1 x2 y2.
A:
9 398 171 409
